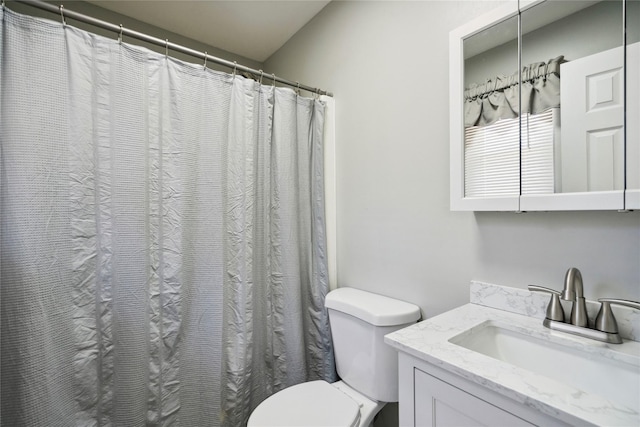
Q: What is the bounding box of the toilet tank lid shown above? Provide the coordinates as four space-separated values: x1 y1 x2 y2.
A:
325 287 421 326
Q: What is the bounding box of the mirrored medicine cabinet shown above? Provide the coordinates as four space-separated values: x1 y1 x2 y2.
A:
450 0 640 211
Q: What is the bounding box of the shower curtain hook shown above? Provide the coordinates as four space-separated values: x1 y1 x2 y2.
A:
203 52 208 70
165 39 169 58
232 61 237 78
272 73 276 88
296 82 300 96
59 4 66 26
118 24 123 44
258 69 263 85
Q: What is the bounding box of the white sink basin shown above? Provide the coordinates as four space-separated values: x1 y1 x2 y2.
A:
449 321 640 413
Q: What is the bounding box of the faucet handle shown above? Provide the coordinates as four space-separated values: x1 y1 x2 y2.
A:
528 285 565 322
595 298 640 334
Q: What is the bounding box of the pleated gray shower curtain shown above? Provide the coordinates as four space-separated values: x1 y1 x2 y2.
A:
0 8 336 427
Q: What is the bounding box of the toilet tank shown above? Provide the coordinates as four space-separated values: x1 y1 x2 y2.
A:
325 287 421 403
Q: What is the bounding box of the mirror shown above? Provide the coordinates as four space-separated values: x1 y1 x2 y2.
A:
625 0 640 209
463 15 519 200
451 0 637 211
520 0 624 198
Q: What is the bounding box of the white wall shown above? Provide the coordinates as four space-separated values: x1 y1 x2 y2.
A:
265 1 640 319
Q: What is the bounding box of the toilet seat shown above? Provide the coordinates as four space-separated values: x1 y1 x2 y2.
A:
247 380 361 427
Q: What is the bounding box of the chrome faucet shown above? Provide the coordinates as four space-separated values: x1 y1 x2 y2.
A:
560 267 588 327
528 267 640 344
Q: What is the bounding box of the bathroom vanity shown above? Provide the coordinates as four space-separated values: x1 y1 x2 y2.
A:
385 282 640 427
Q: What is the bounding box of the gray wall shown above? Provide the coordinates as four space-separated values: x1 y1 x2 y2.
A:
6 0 263 72
265 1 639 321
265 5 640 422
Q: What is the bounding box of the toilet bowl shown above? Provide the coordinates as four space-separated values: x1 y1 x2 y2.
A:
247 287 421 427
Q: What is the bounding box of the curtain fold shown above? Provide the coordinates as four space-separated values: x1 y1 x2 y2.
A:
464 55 564 127
0 7 336 427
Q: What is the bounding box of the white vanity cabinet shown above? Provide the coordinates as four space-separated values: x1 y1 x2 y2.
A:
387 293 640 427
398 353 569 427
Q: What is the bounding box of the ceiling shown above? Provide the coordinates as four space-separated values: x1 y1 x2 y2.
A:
88 0 331 63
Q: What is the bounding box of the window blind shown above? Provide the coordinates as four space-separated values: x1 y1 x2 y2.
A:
464 108 558 197
464 116 520 197
521 108 559 194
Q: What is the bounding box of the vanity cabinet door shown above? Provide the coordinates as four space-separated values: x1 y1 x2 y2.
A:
414 368 534 427
398 353 572 427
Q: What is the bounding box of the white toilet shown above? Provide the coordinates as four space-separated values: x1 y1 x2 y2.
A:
248 287 421 427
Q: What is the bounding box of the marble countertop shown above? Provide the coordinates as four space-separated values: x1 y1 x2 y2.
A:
385 286 640 427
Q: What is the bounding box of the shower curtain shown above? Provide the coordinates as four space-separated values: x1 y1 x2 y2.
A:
0 7 336 427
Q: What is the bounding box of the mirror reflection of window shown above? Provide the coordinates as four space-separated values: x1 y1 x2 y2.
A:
462 0 633 200
462 15 562 197
520 0 625 195
463 15 519 198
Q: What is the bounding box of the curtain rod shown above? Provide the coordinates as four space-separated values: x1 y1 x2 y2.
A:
10 0 333 97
